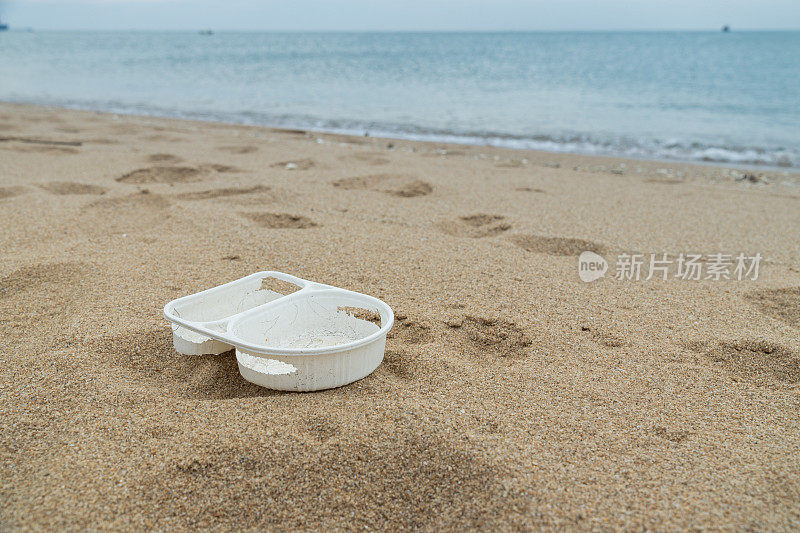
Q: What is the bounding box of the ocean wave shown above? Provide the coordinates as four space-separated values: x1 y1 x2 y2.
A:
9 96 798 170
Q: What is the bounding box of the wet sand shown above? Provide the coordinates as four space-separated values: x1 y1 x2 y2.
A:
1 102 799 530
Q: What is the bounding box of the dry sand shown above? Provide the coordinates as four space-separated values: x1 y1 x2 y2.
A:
1 102 799 530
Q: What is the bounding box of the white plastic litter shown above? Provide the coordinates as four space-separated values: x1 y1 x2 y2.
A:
236 353 297 376
163 272 394 391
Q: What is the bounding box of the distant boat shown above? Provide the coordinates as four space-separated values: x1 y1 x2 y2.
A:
721 25 731 32
0 19 9 31
199 29 213 35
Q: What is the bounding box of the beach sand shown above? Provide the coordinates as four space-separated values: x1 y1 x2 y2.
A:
1 102 799 530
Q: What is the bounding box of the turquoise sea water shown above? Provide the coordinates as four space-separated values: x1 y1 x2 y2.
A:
1 31 798 168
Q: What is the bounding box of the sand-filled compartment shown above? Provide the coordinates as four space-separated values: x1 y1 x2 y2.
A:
230 291 385 351
167 273 305 352
169 274 303 324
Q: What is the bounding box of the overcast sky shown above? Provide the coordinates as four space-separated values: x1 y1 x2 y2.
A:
3 0 799 31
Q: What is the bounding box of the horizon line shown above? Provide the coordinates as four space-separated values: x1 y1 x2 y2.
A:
4 27 800 33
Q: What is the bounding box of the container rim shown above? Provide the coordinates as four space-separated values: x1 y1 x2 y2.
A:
163 272 394 356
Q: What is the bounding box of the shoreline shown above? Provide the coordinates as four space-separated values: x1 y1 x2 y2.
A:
4 99 798 173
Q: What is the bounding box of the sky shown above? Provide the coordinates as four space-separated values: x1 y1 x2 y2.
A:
2 0 799 31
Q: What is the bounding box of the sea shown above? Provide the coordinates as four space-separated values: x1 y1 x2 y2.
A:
1 30 798 168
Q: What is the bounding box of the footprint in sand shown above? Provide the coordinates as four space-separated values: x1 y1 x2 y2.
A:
0 261 87 300
90 190 170 209
176 185 270 201
270 158 315 171
652 426 691 443
141 133 183 143
340 152 391 166
689 339 800 385
389 180 433 197
510 234 605 256
38 181 107 195
3 144 79 154
444 315 532 358
200 163 238 173
331 174 386 190
437 214 511 238
332 174 433 198
146 153 183 164
746 287 800 328
85 192 172 234
217 145 258 155
1 136 78 144
242 212 318 229
117 166 203 184
0 186 27 200
388 314 433 345
116 164 237 185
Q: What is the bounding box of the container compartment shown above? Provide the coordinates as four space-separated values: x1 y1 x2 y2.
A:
165 272 306 355
229 290 385 352
168 273 304 324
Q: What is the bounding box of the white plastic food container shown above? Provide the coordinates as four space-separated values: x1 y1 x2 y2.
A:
163 272 394 391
